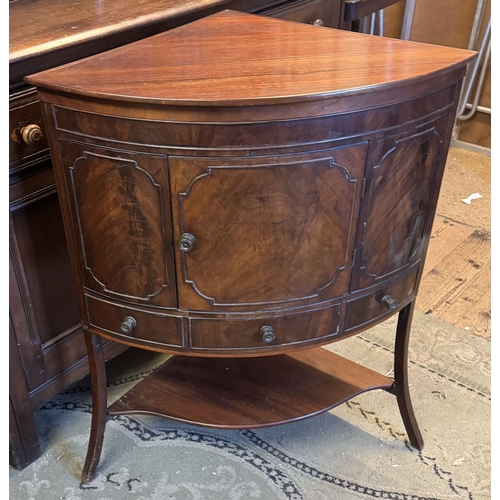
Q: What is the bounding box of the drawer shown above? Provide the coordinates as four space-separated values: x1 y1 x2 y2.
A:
10 97 49 169
345 269 419 330
86 295 183 349
189 304 341 352
344 0 400 22
261 0 334 27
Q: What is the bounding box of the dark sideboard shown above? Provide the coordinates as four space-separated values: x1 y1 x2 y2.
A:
9 0 347 471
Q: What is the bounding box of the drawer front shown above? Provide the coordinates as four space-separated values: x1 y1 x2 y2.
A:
345 268 419 331
189 304 341 352
10 98 49 168
86 295 183 349
262 0 335 27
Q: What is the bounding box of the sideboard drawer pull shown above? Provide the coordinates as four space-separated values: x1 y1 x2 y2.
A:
260 325 275 343
20 124 43 145
120 316 137 334
179 233 195 252
380 294 398 310
311 19 325 27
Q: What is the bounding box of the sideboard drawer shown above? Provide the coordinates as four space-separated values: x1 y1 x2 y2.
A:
260 0 335 27
10 97 48 168
86 295 183 348
189 304 341 352
345 269 419 331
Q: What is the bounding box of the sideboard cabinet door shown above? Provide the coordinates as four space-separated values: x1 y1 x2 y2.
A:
57 141 177 308
352 122 446 291
169 144 367 311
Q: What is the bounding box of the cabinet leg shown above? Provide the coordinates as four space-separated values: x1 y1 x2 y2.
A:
81 331 108 484
393 301 424 450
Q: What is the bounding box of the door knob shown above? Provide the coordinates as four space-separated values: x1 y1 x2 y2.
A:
311 19 325 27
260 325 275 343
120 316 137 334
179 233 195 252
380 295 398 310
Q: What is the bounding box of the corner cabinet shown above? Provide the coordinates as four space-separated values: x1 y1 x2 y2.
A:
44 88 460 355
26 10 475 482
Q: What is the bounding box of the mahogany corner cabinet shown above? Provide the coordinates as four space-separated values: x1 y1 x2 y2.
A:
26 10 476 483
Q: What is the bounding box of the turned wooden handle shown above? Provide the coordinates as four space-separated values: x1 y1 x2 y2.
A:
21 124 43 145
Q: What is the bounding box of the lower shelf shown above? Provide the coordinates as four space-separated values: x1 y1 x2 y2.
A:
108 347 394 429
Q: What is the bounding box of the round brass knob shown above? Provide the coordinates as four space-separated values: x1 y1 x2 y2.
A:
21 124 43 145
311 19 325 27
380 295 398 310
120 316 137 334
179 233 195 252
260 325 275 343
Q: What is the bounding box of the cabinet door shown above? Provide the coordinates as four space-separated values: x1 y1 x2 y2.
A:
58 141 177 308
169 144 367 311
352 125 445 290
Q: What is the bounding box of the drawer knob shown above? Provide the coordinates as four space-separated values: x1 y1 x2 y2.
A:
311 19 325 27
381 294 398 310
179 233 195 252
21 124 43 145
260 325 275 343
120 316 137 334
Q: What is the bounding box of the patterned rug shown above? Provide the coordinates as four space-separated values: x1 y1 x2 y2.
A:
9 310 490 500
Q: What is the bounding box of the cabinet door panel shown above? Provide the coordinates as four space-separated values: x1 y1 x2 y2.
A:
170 144 367 311
353 126 444 290
58 141 177 308
10 191 80 348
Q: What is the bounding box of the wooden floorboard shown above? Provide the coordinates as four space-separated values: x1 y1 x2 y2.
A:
415 147 491 339
421 216 474 276
417 225 491 338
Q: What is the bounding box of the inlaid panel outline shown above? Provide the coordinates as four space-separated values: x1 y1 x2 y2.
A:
51 100 454 154
69 150 170 302
359 127 443 282
176 156 360 307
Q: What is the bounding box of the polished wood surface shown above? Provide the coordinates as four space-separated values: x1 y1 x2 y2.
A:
26 10 475 106
391 302 424 450
27 10 475 482
10 0 340 60
108 347 393 428
10 0 229 59
10 0 343 87
81 332 108 484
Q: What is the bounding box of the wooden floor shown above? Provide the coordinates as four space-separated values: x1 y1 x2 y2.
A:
416 147 491 339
